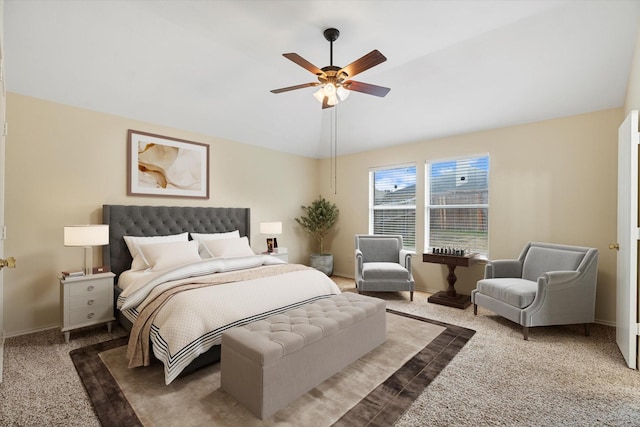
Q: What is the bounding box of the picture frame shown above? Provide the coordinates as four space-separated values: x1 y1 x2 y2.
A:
127 130 209 199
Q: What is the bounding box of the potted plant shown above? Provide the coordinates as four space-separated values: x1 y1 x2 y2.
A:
294 196 339 275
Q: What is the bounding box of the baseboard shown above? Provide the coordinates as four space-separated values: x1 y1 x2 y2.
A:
595 318 615 327
4 323 59 339
332 272 354 280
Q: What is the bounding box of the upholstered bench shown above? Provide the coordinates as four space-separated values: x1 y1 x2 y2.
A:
220 292 386 419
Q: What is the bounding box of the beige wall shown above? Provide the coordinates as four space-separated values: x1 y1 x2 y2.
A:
4 93 319 336
1 92 626 334
320 108 622 325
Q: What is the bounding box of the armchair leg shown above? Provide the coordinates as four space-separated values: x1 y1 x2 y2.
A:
473 304 477 315
523 326 529 341
584 323 591 337
410 291 414 302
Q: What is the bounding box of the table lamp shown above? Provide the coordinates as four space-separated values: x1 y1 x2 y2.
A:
259 221 282 253
64 224 109 275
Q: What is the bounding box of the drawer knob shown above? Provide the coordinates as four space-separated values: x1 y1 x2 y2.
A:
87 299 95 306
87 285 95 291
87 313 95 319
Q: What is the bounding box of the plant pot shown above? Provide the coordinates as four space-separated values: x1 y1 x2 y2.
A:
310 253 333 276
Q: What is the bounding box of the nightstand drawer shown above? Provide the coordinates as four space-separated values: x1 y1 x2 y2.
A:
68 305 112 326
69 278 111 296
69 292 110 311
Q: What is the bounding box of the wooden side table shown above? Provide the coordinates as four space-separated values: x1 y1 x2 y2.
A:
422 253 477 309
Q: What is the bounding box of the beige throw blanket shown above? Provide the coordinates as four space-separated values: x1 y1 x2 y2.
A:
127 263 311 369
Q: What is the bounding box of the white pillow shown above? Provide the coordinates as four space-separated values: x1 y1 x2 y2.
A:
202 236 254 259
123 232 189 271
191 230 240 258
138 240 201 272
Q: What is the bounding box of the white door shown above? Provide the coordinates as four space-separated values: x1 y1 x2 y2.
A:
0 5 4 381
616 110 639 369
0 0 6 382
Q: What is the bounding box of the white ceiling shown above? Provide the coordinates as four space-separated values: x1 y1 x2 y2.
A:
5 1 640 159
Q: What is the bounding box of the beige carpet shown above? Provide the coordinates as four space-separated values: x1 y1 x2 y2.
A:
98 312 445 426
4 277 640 426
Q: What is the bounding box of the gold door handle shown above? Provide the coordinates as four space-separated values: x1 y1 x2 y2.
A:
609 243 620 250
0 257 16 269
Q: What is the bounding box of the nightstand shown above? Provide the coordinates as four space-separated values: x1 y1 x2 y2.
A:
270 252 288 263
59 272 115 343
261 249 289 263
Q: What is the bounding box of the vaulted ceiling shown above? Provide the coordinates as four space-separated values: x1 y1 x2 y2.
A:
5 1 640 158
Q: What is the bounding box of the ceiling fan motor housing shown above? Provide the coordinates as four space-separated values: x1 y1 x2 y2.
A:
323 28 340 42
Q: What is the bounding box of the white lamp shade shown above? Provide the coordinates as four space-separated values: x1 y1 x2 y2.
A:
64 225 109 247
259 222 282 235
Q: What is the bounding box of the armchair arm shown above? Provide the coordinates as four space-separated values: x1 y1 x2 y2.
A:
522 269 596 327
355 249 364 279
542 270 581 289
485 259 522 279
399 249 413 271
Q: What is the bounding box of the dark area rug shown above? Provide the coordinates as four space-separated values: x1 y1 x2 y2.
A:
71 309 474 426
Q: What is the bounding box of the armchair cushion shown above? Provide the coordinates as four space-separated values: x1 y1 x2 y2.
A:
521 246 583 282
476 278 537 308
362 262 411 281
358 238 401 263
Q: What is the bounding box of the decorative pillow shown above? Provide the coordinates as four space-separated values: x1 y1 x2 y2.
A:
123 232 189 271
137 240 201 272
191 230 241 258
202 236 254 259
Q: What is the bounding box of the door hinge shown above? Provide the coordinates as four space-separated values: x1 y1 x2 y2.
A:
2 122 7 136
0 226 5 240
636 323 640 336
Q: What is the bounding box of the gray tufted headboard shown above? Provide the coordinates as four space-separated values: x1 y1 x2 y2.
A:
102 205 250 282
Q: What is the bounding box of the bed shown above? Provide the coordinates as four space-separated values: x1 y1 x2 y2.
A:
102 205 341 384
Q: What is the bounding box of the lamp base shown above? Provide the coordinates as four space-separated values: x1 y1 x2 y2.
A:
83 246 94 276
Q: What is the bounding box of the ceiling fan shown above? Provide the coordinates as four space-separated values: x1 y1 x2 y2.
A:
270 28 390 109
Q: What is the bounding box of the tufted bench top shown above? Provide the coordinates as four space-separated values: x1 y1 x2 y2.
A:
223 293 386 366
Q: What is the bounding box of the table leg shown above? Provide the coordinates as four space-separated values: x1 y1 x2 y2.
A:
427 263 471 309
446 264 458 297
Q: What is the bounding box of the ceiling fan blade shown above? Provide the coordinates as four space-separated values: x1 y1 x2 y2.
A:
282 53 324 76
344 80 390 97
340 50 387 79
270 82 320 94
322 97 333 109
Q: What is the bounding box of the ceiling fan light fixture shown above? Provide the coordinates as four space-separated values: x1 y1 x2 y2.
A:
313 87 325 103
336 86 350 102
313 83 348 106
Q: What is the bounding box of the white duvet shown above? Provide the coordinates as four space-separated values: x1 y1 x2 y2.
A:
116 255 341 384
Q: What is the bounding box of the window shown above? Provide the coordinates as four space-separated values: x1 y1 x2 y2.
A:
370 164 416 250
425 156 489 256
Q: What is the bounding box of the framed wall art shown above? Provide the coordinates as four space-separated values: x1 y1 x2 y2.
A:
127 130 209 199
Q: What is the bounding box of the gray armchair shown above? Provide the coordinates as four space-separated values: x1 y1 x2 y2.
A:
471 242 599 340
355 234 415 301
